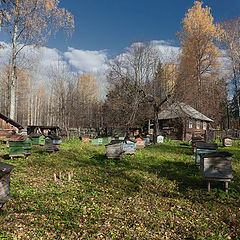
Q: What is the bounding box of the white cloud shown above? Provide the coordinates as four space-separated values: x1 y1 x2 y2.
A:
64 47 108 74
151 40 180 62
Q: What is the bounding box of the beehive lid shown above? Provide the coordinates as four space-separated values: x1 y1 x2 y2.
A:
196 142 218 150
46 135 61 140
0 162 14 178
30 133 42 138
106 140 124 146
200 152 233 158
8 135 32 142
135 137 145 141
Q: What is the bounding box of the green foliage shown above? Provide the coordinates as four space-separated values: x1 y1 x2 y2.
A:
0 139 239 239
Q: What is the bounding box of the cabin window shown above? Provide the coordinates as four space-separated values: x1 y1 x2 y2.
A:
189 119 193 129
196 120 200 130
203 121 207 130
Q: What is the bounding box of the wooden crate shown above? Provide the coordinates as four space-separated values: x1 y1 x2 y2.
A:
0 162 14 209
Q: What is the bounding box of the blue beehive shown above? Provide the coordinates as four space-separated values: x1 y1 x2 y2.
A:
142 137 151 146
123 139 136 154
195 142 218 166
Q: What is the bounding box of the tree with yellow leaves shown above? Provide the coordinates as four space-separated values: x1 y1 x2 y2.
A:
0 0 74 120
176 1 225 122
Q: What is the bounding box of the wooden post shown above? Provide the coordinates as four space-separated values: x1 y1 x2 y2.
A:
224 181 228 194
53 173 57 182
207 181 211 192
58 172 61 180
68 173 71 182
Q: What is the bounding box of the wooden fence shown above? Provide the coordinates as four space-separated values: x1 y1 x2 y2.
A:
206 129 240 142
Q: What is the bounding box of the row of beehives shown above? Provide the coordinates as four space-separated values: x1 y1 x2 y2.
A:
7 134 62 159
192 138 233 193
105 137 152 159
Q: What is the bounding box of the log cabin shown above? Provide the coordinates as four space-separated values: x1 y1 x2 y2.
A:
158 102 213 141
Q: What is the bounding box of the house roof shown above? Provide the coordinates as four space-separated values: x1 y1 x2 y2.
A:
0 113 24 129
158 102 213 122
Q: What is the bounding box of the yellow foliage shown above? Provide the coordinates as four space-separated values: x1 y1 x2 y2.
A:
0 0 74 45
179 1 224 76
77 73 98 103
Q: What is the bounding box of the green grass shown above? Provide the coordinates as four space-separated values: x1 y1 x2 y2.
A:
0 138 239 239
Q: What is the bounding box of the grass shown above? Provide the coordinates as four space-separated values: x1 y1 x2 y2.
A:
0 138 239 239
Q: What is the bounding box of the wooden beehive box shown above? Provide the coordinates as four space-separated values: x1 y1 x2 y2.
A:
223 137 232 147
30 134 45 146
105 140 125 159
81 136 91 143
45 135 62 152
123 139 136 154
200 152 233 180
8 135 32 158
0 162 14 209
135 137 146 149
91 138 103 145
195 142 218 166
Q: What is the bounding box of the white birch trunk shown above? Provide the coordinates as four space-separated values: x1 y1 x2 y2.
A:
10 24 18 120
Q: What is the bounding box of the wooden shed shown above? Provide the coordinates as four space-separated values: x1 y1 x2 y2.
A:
27 126 60 136
0 113 23 139
158 102 213 141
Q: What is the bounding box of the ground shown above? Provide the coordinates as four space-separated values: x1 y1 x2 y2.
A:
0 138 239 239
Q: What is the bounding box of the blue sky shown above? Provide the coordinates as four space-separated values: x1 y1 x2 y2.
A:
0 0 239 85
49 0 240 56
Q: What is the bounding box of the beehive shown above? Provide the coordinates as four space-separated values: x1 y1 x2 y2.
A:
135 137 146 149
200 152 233 180
105 140 125 159
8 135 32 158
195 142 218 166
0 162 14 209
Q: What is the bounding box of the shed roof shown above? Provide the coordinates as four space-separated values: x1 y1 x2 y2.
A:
0 113 23 129
158 102 213 122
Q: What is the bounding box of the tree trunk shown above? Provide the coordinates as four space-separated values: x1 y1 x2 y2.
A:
153 104 160 144
10 24 18 120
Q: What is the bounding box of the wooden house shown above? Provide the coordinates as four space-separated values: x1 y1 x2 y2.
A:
27 126 60 136
0 113 23 139
158 103 213 141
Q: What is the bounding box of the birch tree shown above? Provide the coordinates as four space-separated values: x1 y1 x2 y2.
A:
176 1 225 123
0 0 74 119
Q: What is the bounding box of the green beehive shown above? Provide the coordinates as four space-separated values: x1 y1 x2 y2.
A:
9 135 32 158
91 138 103 145
102 137 112 144
30 134 45 146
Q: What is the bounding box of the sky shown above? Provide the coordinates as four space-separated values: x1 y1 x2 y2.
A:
0 0 239 84
51 0 240 55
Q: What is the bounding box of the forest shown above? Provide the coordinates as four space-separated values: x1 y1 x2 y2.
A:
0 1 239 133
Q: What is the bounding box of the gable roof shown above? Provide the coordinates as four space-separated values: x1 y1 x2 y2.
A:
158 102 213 122
0 113 24 129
